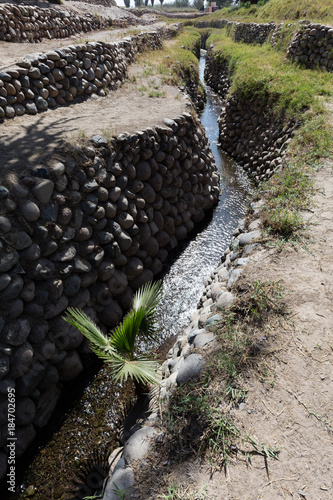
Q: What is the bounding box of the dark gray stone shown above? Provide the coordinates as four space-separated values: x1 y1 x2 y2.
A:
193 331 215 348
1 319 31 346
16 397 36 425
30 259 55 280
123 426 157 465
53 245 76 262
20 243 41 261
0 274 11 292
26 102 38 115
16 360 46 397
6 232 32 250
0 358 9 379
0 248 19 273
104 468 134 500
0 187 9 200
21 201 40 222
63 274 82 297
91 135 107 146
0 216 11 232
44 295 68 319
41 202 58 222
238 230 261 247
0 274 23 300
205 314 222 330
176 354 205 386
56 351 83 381
32 179 54 204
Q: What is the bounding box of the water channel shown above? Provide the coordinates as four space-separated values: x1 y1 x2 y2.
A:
8 53 254 499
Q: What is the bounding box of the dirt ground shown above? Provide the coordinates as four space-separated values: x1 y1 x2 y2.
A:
191 162 333 499
131 162 333 500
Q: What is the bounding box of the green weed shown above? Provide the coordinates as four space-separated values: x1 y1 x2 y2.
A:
148 90 166 98
261 163 314 239
159 482 207 500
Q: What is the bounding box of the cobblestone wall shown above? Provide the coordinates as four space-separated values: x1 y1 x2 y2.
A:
0 25 180 121
286 22 333 72
0 3 108 42
0 111 220 479
204 47 297 183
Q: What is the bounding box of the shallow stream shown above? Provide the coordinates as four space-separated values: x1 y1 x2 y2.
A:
9 54 254 499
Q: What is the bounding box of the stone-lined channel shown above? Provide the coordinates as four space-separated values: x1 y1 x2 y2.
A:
9 53 254 499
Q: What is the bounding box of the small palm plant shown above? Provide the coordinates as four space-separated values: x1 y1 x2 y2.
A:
63 281 163 389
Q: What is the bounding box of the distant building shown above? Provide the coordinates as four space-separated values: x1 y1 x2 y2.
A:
205 2 220 13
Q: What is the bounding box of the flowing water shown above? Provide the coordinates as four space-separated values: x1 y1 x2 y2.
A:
9 53 254 499
155 53 254 338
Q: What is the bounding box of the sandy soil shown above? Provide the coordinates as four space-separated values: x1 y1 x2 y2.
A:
144 162 333 500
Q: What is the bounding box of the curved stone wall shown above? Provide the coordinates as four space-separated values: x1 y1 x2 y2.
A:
0 26 180 121
286 22 333 72
204 47 296 183
0 112 219 479
0 3 108 43
196 18 333 73
195 19 276 45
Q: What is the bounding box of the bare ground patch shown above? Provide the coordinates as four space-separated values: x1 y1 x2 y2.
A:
131 163 333 500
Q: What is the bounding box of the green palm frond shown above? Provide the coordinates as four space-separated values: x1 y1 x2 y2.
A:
63 281 163 387
64 308 111 350
110 308 146 357
133 280 162 340
133 280 163 316
108 355 162 385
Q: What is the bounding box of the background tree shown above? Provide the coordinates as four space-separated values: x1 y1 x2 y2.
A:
174 0 189 7
64 281 163 390
193 0 204 10
159 0 164 8
145 0 149 5
151 0 154 5
134 0 142 6
123 0 130 7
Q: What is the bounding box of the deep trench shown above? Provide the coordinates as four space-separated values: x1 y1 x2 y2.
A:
5 53 254 500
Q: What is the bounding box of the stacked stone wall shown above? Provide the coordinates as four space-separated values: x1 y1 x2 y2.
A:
195 18 276 45
0 25 180 121
204 47 296 183
218 96 296 183
196 18 333 72
286 23 333 71
0 3 109 43
0 112 219 479
70 0 117 7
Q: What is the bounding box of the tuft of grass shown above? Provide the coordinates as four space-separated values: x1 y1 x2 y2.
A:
261 163 314 239
289 111 333 165
136 27 201 89
148 90 166 98
159 482 207 500
166 380 279 471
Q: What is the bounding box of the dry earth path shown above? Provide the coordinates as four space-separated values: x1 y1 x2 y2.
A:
140 162 333 500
